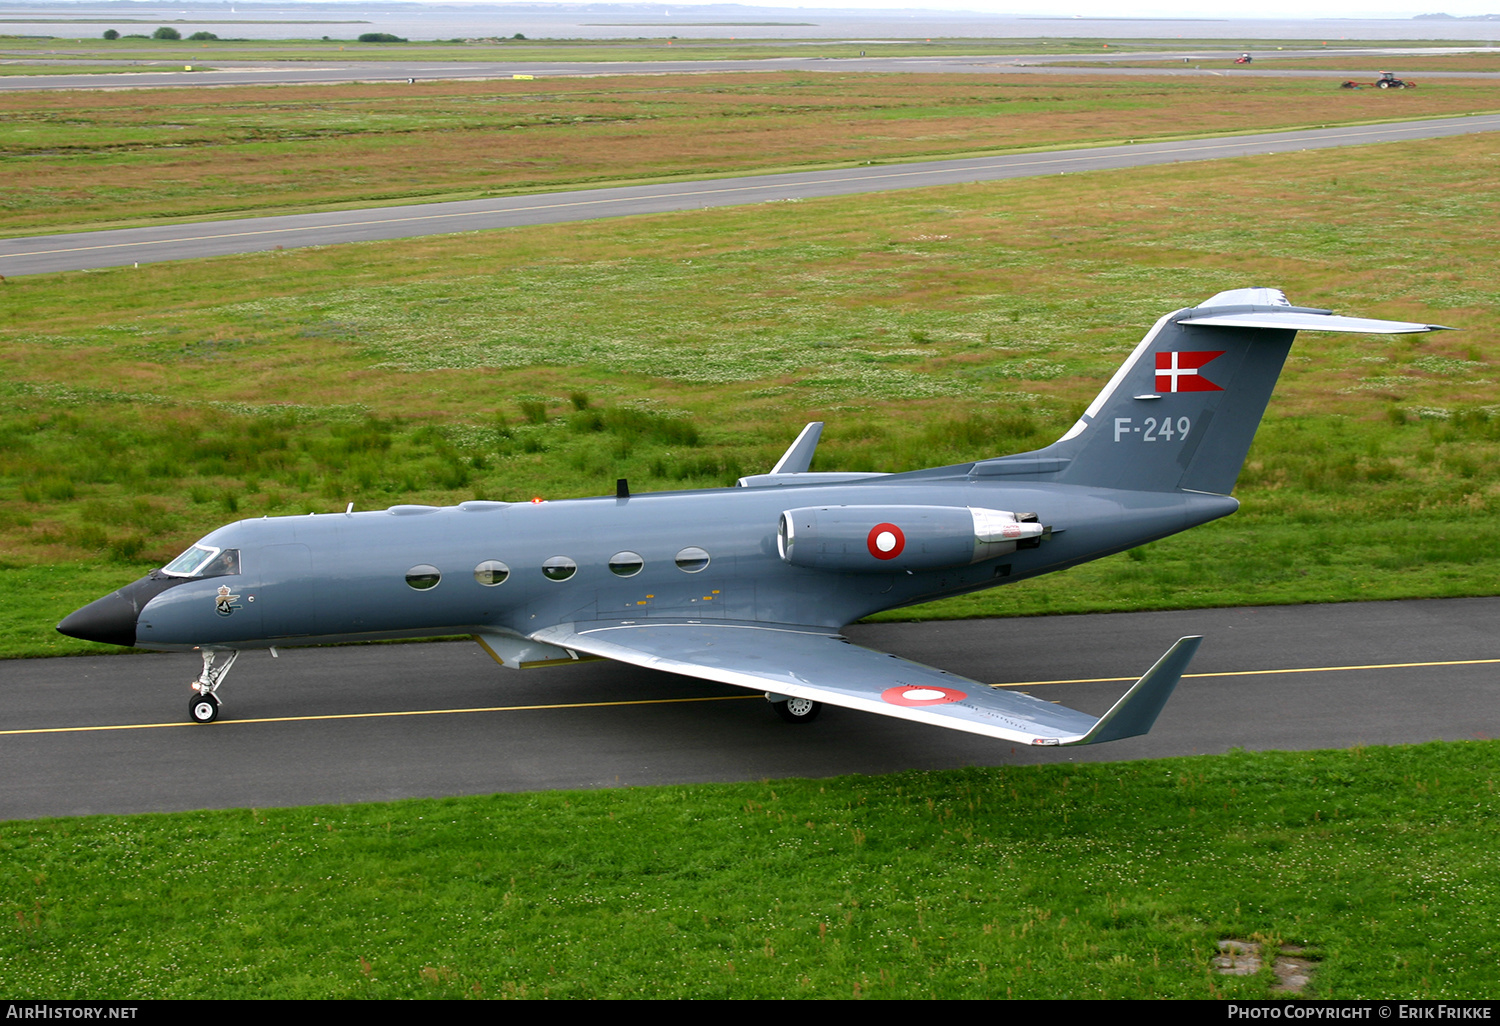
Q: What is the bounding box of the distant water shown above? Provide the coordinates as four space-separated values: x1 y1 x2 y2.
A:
5 4 1499 44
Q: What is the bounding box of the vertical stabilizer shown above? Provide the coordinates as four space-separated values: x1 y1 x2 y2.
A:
1025 290 1446 495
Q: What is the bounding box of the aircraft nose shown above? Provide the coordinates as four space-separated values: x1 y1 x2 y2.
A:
57 590 139 647
56 574 186 648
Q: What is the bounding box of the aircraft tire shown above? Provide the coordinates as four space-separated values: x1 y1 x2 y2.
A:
774 697 822 723
189 693 220 724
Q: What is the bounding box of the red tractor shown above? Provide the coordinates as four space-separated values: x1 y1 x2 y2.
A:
1342 71 1415 89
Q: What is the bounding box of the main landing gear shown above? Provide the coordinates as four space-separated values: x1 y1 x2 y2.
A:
189 648 239 723
771 695 823 723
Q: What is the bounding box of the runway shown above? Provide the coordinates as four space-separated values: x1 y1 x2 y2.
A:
5 113 1499 276
4 597 1497 821
3 49 1497 92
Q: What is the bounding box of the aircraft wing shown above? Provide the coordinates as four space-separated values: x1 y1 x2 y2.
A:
528 620 1200 746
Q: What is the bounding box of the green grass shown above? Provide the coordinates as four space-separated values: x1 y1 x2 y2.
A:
6 69 1496 236
3 743 1497 998
0 62 199 76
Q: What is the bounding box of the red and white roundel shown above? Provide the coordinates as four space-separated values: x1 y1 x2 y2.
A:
867 522 905 560
881 685 968 706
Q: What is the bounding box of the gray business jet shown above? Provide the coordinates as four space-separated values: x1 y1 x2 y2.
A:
58 289 1446 743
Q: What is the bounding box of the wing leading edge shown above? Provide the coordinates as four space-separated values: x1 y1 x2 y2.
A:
528 620 1201 746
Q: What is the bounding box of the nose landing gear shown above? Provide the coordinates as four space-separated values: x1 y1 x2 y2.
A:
189 648 239 723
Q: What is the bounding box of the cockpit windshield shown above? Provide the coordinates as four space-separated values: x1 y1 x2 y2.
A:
162 544 241 579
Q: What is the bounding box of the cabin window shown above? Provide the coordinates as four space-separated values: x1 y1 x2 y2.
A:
609 551 644 577
675 546 710 573
542 556 577 582
163 544 240 579
405 565 441 591
473 560 510 586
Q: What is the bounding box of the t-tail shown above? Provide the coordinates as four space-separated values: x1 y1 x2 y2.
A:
1020 288 1448 495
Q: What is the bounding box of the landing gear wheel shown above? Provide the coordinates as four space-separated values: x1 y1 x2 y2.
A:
774 697 822 723
190 693 220 723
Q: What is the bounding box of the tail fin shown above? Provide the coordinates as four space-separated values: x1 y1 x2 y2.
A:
1020 289 1447 495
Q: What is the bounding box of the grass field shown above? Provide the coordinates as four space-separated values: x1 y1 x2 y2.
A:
1115 54 1500 72
5 70 1497 236
3 743 1497 998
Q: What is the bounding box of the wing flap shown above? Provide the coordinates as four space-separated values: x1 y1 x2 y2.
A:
530 619 1198 746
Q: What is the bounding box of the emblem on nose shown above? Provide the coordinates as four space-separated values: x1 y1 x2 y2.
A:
215 586 241 617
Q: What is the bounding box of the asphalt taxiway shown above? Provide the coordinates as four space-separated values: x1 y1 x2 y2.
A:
3 49 1498 92
4 598 1496 820
5 113 1499 276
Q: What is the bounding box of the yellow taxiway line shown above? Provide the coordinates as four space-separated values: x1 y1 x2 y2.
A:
4 656 1497 736
0 694 758 735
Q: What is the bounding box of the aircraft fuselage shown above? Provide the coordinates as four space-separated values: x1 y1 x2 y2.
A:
123 475 1236 653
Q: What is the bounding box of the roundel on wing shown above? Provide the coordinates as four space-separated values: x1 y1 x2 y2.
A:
881 685 967 706
867 522 905 560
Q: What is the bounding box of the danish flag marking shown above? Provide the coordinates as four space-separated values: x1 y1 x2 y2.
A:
1155 350 1224 393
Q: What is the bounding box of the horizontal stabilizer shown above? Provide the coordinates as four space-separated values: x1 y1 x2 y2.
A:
1178 311 1450 333
529 620 1200 746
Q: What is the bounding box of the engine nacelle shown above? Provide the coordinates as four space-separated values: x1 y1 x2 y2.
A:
777 505 1045 573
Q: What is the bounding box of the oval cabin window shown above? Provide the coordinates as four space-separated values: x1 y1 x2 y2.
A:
405 565 441 591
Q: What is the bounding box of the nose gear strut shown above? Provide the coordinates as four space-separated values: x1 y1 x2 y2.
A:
189 649 239 723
